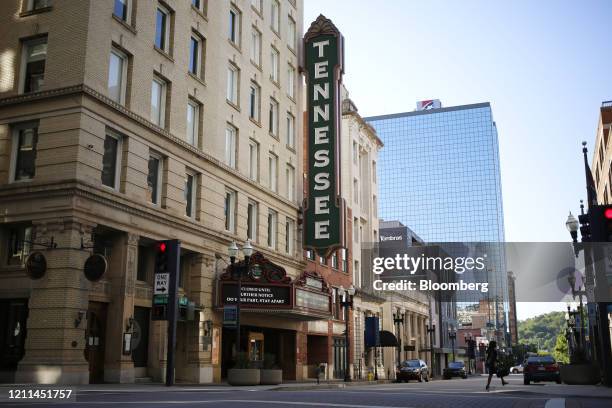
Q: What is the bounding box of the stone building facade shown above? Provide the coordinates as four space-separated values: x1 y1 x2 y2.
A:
0 0 311 384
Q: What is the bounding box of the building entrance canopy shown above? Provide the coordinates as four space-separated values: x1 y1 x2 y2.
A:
216 252 332 321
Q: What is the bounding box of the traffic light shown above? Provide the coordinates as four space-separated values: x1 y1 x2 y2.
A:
155 241 169 275
589 205 612 242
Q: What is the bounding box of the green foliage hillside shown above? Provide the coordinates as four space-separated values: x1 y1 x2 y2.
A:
517 311 566 353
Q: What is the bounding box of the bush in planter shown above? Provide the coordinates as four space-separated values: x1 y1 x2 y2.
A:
260 353 282 385
228 352 260 386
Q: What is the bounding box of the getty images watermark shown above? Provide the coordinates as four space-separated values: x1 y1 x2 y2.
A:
371 252 490 293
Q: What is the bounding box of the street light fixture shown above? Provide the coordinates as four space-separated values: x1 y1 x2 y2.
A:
566 212 579 243
393 311 405 369
338 284 355 382
228 240 253 359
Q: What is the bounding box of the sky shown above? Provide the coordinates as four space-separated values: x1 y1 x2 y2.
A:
303 0 612 320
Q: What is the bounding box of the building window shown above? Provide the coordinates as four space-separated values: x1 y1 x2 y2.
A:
21 37 47 94
227 64 239 105
306 249 315 260
185 171 196 218
319 256 325 265
353 178 359 203
270 47 279 83
372 161 377 183
224 189 236 232
113 0 130 22
285 218 294 254
341 248 347 272
354 260 360 283
186 100 200 147
267 210 277 249
247 200 258 241
353 217 359 242
229 6 241 46
137 245 149 282
6 225 32 266
189 34 204 78
101 132 121 189
331 251 338 269
225 125 237 168
11 123 38 182
352 141 358 164
270 0 280 33
150 76 167 127
286 112 295 148
248 139 259 181
192 0 206 15
147 153 162 205
26 0 51 12
286 164 295 201
249 82 260 122
373 195 377 217
155 4 171 53
288 16 296 51
287 64 295 99
269 98 279 136
108 47 127 104
268 153 278 192
250 27 261 66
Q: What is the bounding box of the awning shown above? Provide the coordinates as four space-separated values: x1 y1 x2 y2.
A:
378 330 399 347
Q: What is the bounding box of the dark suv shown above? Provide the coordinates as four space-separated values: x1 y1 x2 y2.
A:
523 356 561 385
396 359 429 382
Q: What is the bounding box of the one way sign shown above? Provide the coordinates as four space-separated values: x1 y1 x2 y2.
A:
155 273 169 295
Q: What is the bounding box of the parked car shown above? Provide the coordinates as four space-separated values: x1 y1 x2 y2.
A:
523 356 561 385
510 363 524 374
443 361 467 379
396 359 429 382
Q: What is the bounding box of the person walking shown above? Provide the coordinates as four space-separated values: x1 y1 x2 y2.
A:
485 341 508 391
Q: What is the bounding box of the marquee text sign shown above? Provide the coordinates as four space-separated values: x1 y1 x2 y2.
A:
303 15 345 256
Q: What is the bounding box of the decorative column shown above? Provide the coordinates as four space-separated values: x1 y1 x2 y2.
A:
103 232 138 383
183 253 216 383
16 218 96 384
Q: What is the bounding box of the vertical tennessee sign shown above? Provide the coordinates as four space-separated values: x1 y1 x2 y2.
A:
303 15 345 256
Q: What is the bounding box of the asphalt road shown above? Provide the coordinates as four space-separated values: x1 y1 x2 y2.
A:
1 375 611 408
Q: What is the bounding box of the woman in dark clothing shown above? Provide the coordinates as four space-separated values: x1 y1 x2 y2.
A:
485 341 508 390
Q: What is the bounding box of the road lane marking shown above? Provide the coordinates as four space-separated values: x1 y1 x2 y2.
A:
544 398 565 408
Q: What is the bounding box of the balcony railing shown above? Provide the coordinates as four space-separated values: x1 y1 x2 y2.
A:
602 101 612 108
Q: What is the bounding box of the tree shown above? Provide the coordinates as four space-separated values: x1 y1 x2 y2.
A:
553 333 569 364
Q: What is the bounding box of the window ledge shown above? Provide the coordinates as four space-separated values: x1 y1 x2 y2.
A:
226 100 241 112
270 78 281 89
190 5 208 21
249 117 262 128
153 46 174 62
287 45 297 56
112 15 137 34
251 6 263 19
188 72 207 87
285 145 296 153
19 6 52 17
228 40 242 53
287 95 296 104
251 60 263 72
269 132 279 141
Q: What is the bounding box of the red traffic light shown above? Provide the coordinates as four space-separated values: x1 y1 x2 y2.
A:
157 242 167 253
605 208 612 220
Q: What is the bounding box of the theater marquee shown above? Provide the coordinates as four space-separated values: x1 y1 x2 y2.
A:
303 15 346 256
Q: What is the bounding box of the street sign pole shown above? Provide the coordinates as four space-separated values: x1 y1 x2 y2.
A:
165 239 180 386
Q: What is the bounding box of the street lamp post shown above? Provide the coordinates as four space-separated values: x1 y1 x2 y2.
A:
426 324 436 378
448 328 457 363
393 311 405 369
228 240 253 358
339 285 355 382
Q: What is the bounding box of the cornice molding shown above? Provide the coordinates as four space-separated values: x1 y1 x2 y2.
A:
304 14 340 42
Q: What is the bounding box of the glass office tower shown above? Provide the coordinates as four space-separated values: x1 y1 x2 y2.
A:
365 102 509 344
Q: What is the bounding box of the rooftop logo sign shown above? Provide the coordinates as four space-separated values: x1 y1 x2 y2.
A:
303 15 345 256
